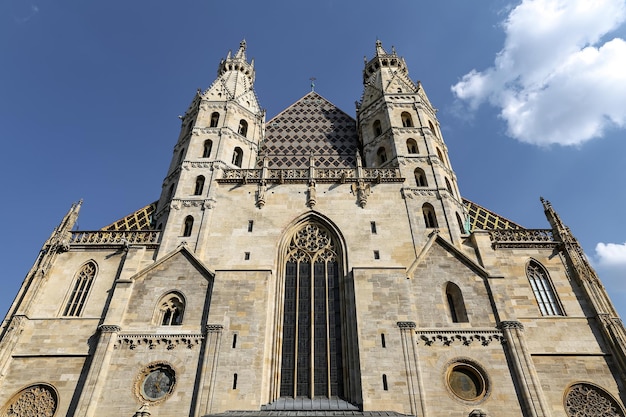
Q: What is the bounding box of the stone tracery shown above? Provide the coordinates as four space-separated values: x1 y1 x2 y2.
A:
565 383 624 417
1 384 57 417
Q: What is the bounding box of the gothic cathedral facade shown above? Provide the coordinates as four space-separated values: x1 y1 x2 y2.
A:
1 41 625 417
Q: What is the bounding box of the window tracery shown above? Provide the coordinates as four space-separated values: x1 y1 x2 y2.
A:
1 384 57 417
527 260 563 316
63 261 96 317
280 223 344 399
565 383 624 417
156 292 185 326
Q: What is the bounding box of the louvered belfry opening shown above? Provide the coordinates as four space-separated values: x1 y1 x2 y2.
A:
280 223 344 399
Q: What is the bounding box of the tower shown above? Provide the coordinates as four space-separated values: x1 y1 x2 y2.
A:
357 40 466 245
154 40 265 254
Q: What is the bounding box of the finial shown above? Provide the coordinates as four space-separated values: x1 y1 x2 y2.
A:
392 45 396 55
310 77 316 92
239 39 247 51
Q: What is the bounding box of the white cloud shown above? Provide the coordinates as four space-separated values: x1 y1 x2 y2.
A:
451 0 626 146
596 241 626 267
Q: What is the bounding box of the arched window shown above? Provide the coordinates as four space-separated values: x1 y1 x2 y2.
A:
414 168 427 187
210 112 220 128
456 213 467 235
280 223 344 399
445 178 453 195
63 261 96 316
527 260 564 316
202 140 213 158
406 138 418 154
422 203 438 228
182 216 194 237
428 120 437 136
156 292 185 325
436 147 444 162
445 282 469 323
377 147 387 165
194 175 205 196
238 119 248 137
232 147 243 167
373 120 382 137
178 148 185 165
401 112 413 127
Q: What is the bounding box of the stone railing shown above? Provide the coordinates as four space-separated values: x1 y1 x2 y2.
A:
219 167 403 184
69 230 160 246
489 229 558 248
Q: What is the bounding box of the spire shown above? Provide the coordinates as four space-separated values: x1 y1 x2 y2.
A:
235 39 247 59
375 39 387 56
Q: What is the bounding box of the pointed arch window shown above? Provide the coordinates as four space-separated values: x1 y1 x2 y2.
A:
436 147 444 162
445 282 468 323
238 119 248 137
377 147 387 165
210 112 220 128
202 140 213 158
406 138 418 154
194 176 205 196
178 148 185 165
280 223 344 399
401 112 413 127
527 260 564 316
63 261 96 316
182 216 194 237
414 168 427 187
456 213 467 235
445 178 454 195
428 120 437 137
232 147 243 167
373 120 382 137
422 203 438 228
156 292 185 326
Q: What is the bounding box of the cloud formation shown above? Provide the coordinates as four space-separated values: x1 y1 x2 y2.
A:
596 241 626 267
451 0 626 146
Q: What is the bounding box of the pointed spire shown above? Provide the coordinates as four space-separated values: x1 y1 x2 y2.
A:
375 39 387 56
235 39 247 59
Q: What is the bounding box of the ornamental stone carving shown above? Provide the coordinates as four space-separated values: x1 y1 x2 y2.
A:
565 383 625 417
1 384 57 417
417 330 504 347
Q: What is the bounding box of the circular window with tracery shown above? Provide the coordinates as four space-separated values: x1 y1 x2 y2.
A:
565 383 625 417
134 362 176 404
446 361 488 403
1 384 58 417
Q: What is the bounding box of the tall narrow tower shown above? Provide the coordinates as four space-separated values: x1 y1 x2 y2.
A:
154 40 265 254
356 40 466 244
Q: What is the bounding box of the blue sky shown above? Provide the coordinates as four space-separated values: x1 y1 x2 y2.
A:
2 0 626 319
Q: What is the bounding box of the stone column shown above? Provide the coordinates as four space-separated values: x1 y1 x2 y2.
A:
398 321 425 417
195 324 223 417
74 325 121 417
500 321 551 417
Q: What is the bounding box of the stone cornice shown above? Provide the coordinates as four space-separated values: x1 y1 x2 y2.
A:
115 332 204 350
416 329 504 347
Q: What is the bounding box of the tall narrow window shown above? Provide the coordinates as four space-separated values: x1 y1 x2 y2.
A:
445 282 469 323
377 147 387 165
210 112 220 128
194 176 205 196
280 223 344 399
436 148 444 162
182 216 194 237
456 213 466 235
445 178 453 195
422 203 438 228
167 184 175 200
373 120 382 137
63 261 96 316
414 168 427 187
202 140 213 158
406 138 418 154
401 112 413 127
232 147 243 167
238 119 248 137
157 292 185 325
527 260 564 316
178 148 185 165
428 120 437 137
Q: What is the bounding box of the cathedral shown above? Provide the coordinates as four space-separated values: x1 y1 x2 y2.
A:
1 40 626 417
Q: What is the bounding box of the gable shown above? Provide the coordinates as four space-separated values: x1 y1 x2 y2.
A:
262 91 359 168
